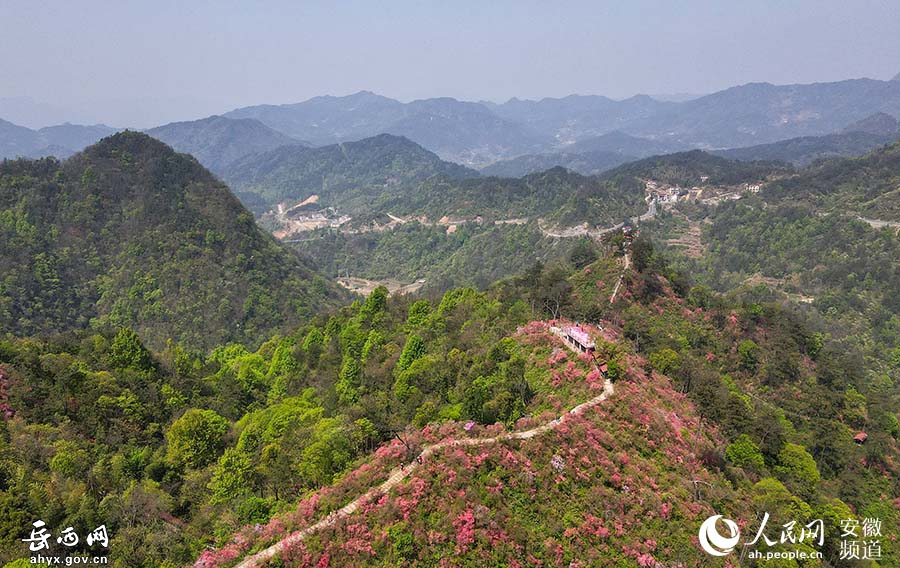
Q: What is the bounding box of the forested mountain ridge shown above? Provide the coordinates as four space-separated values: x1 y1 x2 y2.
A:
763 140 900 220
220 133 479 212
0 131 347 351
224 132 648 225
714 130 900 166
288 150 780 296
840 111 900 136
599 149 791 186
145 115 306 175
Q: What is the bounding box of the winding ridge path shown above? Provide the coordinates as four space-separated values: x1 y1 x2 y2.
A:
857 216 900 230
228 375 614 568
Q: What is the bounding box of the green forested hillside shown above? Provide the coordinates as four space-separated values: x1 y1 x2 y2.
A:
0 132 897 568
294 222 578 291
646 143 900 372
222 134 648 226
656 199 900 375
0 132 346 351
286 166 649 294
601 149 791 187
281 152 783 295
373 166 646 224
221 134 479 211
764 140 900 220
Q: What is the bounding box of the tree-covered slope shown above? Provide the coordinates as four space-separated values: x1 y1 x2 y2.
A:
0 237 895 567
190 247 897 568
0 131 346 350
377 166 646 224
294 222 577 292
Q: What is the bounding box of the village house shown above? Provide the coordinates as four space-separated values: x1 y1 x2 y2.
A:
562 324 596 354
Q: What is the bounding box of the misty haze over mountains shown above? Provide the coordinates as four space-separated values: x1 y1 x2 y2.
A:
2 74 900 170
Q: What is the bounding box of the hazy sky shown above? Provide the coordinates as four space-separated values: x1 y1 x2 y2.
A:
1 0 898 128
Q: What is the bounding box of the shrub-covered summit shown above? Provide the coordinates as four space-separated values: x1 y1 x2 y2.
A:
0 131 347 350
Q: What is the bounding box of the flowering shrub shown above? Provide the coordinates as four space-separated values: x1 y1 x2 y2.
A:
453 509 476 553
548 348 568 365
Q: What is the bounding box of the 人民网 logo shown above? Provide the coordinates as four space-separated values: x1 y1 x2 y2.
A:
699 515 740 556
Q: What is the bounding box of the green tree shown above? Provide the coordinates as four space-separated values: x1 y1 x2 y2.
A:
397 334 426 373
109 328 154 371
631 235 654 273
737 339 760 372
774 443 821 496
649 348 681 375
209 448 256 504
336 356 361 404
725 434 765 469
406 300 432 328
165 409 229 469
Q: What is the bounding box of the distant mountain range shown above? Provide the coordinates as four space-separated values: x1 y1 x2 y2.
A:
714 112 900 165
485 94 676 144
225 92 548 165
145 115 307 174
625 79 900 147
487 79 900 147
0 119 117 159
480 131 689 177
223 78 900 166
4 75 900 172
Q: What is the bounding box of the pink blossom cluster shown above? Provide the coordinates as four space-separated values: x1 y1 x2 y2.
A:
453 509 476 553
